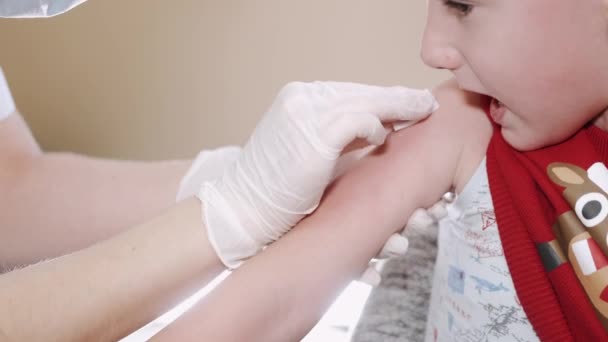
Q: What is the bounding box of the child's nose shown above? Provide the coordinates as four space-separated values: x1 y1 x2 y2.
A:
420 29 464 71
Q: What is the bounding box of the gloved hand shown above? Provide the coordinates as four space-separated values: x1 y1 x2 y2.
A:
176 140 450 285
198 81 439 268
176 146 242 202
359 192 455 286
176 144 422 281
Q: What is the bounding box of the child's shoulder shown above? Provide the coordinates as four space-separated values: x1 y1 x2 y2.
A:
431 78 493 193
352 78 492 211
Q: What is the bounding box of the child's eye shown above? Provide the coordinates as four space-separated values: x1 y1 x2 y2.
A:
442 0 474 17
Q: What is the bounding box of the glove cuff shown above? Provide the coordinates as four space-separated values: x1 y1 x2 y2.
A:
198 181 262 269
176 146 241 202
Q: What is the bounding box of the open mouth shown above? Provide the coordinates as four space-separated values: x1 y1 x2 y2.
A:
490 97 507 124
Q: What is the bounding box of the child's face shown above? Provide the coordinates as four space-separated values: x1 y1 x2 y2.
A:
421 0 608 150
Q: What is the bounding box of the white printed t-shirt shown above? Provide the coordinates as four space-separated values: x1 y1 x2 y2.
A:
424 158 539 342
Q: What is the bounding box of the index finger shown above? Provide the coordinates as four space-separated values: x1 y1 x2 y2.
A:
330 88 439 122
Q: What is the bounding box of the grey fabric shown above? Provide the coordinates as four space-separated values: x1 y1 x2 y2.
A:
352 223 438 342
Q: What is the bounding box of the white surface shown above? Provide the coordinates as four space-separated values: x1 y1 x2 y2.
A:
302 281 373 342
121 279 372 341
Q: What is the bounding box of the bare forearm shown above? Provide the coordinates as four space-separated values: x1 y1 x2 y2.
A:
153 89 463 341
0 198 224 342
0 151 191 269
154 137 451 341
153 169 405 341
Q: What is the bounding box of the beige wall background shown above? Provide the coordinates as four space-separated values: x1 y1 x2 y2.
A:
0 0 447 160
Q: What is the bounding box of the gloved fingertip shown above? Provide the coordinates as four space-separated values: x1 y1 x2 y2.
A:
379 234 409 258
432 102 440 112
406 209 435 230
376 246 391 260
388 236 409 257
442 191 456 203
423 88 440 112
401 236 409 252
360 268 382 287
429 202 449 220
368 128 389 146
392 120 418 132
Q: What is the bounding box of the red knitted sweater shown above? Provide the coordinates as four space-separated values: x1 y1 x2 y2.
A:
487 116 608 341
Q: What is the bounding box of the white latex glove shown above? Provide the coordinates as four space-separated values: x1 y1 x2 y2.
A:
359 192 455 286
176 146 242 202
198 81 439 268
177 146 450 285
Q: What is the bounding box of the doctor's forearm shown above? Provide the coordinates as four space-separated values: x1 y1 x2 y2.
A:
152 156 410 341
0 151 191 270
0 198 223 342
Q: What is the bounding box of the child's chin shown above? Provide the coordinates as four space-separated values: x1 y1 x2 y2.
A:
501 129 543 152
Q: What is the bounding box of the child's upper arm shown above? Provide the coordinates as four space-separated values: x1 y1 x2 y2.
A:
327 79 492 231
174 81 494 342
